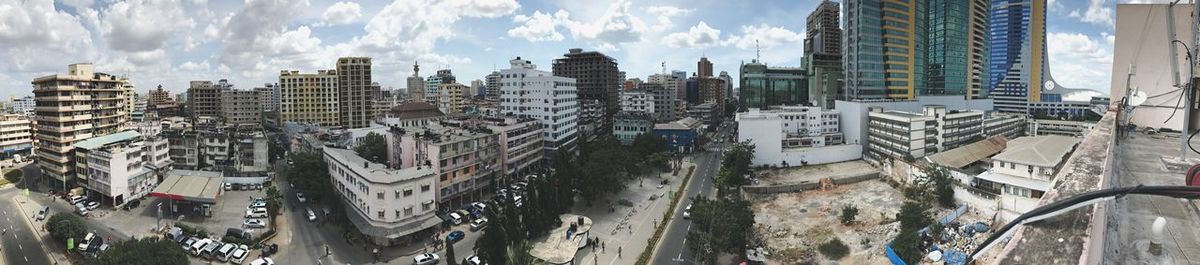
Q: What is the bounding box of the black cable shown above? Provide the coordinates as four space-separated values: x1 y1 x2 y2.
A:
1164 40 1193 124
967 185 1200 264
1189 126 1200 155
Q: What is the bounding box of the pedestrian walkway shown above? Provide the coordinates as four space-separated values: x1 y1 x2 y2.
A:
10 192 68 264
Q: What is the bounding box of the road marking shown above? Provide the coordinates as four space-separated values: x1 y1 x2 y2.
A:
25 256 28 262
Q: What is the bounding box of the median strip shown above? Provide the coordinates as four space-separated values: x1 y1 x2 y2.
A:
636 164 695 265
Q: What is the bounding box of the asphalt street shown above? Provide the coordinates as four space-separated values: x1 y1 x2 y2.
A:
0 186 52 265
653 121 735 264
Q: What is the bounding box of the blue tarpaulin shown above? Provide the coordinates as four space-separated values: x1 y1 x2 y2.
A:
884 243 907 265
943 250 967 265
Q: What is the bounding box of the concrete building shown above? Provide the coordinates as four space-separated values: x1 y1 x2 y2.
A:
436 83 472 114
865 105 985 161
471 79 485 98
697 77 727 114
654 117 701 153
221 90 262 126
0 114 33 159
253 84 280 112
804 0 843 109
394 122 500 206
834 96 994 152
648 74 684 121
194 126 269 172
131 96 147 122
619 90 655 115
971 135 1079 220
164 127 199 170
383 102 446 128
485 71 502 100
687 102 720 127
1111 3 1193 131
717 71 733 103
10 96 35 116
737 106 860 166
188 80 230 118
500 57 580 155
697 57 713 77
642 83 677 122
32 63 128 187
844 0 923 100
739 60 807 110
989 0 1052 113
553 48 621 133
1027 119 1095 137
407 62 425 103
984 113 1027 139
279 69 341 127
443 116 544 180
337 57 376 129
613 112 653 145
425 69 456 104
119 76 136 122
323 145 440 246
72 130 163 206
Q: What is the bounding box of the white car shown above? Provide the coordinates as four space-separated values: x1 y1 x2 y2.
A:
295 193 306 203
470 218 488 231
245 208 268 218
230 245 249 264
448 212 464 225
243 219 266 228
85 201 100 210
249 257 275 265
413 253 440 265
305 208 317 222
683 204 692 219
248 201 267 209
471 202 487 212
465 255 485 265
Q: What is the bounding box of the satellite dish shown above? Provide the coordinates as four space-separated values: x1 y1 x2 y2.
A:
1130 90 1148 107
1043 80 1057 91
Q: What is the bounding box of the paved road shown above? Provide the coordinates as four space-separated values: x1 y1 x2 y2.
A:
4 163 128 261
653 121 735 264
0 186 52 265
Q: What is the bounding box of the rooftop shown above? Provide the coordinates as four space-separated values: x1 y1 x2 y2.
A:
73 130 141 150
149 170 224 204
927 136 1008 170
323 147 436 184
991 135 1080 168
529 214 593 264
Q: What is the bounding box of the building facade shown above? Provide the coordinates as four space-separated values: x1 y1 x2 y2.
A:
1027 119 1094 137
844 0 924 100
0 114 33 158
436 83 472 115
613 112 653 145
737 106 861 166
865 105 985 161
10 96 35 116
697 57 713 77
972 135 1078 219
279 69 341 127
253 84 280 112
989 0 1049 113
619 90 655 115
740 61 807 110
72 130 162 206
485 71 502 100
188 79 231 117
553 48 621 133
337 57 375 128
500 57 580 155
324 146 440 246
221 90 262 126
697 77 727 114
32 64 128 187
804 0 843 109
407 62 425 103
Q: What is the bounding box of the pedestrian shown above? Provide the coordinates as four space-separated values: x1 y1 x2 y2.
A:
618 246 622 258
594 253 598 264
602 241 605 252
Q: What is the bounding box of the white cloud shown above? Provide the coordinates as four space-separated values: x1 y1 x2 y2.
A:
177 60 211 71
508 10 566 42
446 0 520 18
663 22 721 48
645 6 692 31
559 0 648 44
98 0 196 53
1048 32 1113 91
0 0 95 73
1069 10 1080 18
1080 0 1114 26
320 1 362 26
722 23 804 50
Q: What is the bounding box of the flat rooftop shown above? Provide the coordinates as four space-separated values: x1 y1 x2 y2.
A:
529 214 592 264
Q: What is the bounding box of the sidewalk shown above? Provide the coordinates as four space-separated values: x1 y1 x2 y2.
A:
569 159 696 265
11 192 69 264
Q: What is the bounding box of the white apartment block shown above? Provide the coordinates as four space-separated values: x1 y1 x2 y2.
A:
1027 119 1095 137
866 105 984 161
254 84 280 112
73 130 162 206
499 57 580 154
33 63 128 186
279 69 340 127
10 96 35 116
984 113 1027 139
619 90 655 115
0 114 33 157
324 147 440 246
737 106 860 166
971 135 1079 221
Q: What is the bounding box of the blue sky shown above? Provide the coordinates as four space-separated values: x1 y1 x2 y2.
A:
0 0 1133 100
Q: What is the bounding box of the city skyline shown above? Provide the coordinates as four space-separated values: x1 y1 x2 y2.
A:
1 0 1119 100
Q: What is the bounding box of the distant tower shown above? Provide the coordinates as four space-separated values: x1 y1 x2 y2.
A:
406 61 426 103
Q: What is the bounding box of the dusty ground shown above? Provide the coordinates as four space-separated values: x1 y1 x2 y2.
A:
754 160 878 186
752 179 903 265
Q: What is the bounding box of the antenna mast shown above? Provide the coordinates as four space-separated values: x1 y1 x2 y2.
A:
755 40 761 62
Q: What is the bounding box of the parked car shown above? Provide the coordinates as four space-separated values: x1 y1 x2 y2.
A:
248 201 267 209
249 257 275 265
471 202 487 213
469 218 488 231
448 212 464 225
412 253 440 265
295 192 306 203
78 232 96 250
201 241 223 259
85 201 100 210
305 208 317 222
446 230 465 243
70 196 86 205
245 208 268 218
243 219 266 228
181 237 198 252
465 255 485 265
230 245 250 264
76 206 89 217
224 183 233 191
226 228 253 240
190 238 211 256
216 243 237 262
35 206 49 221
683 204 692 219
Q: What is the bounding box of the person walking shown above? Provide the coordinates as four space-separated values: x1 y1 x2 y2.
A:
618 246 622 259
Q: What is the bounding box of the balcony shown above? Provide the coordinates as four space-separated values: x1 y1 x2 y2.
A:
35 105 91 112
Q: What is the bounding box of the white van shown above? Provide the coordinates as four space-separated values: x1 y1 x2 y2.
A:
190 238 211 256
245 208 268 218
216 243 236 261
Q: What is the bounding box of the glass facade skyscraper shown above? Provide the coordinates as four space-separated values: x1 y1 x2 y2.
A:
989 0 1051 113
844 0 925 100
924 0 989 97
739 60 808 110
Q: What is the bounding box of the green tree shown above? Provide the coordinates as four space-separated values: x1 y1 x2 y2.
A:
926 166 956 209
716 141 755 190
265 186 283 218
818 238 850 260
631 132 666 157
287 151 334 203
93 237 188 265
476 198 525 265
840 205 859 225
687 196 755 262
47 213 87 244
891 201 932 264
353 132 388 164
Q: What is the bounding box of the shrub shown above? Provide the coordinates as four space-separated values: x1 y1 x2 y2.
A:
47 213 87 243
818 238 850 260
3 170 21 184
840 205 859 225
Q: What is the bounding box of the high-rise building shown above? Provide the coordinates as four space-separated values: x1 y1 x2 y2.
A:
187 80 229 118
844 0 925 100
119 76 136 121
10 96 35 115
740 60 808 110
471 79 485 98
436 83 471 114
32 63 128 187
425 69 456 103
501 57 580 155
643 83 678 122
697 57 713 77
925 0 990 98
485 71 501 100
147 85 175 109
553 48 621 134
221 90 262 126
407 62 425 103
717 71 733 103
253 83 279 112
0 114 33 158
279 69 341 127
697 77 727 113
648 74 684 121
337 57 374 129
804 0 844 109
990 0 1050 113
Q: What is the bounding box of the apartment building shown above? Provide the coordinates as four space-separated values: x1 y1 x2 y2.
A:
613 112 653 145
425 69 456 104
33 63 128 187
0 114 33 158
443 116 545 180
499 57 580 155
697 77 727 113
865 105 985 161
619 90 655 115
1027 119 1095 137
164 127 199 170
395 122 501 207
11 96 35 116
221 90 262 126
119 76 136 122
187 80 231 117
972 135 1079 219
253 84 280 112
984 113 1027 139
737 106 860 166
72 130 163 206
338 57 376 129
279 69 340 127
553 48 621 135
436 83 472 114
324 146 439 246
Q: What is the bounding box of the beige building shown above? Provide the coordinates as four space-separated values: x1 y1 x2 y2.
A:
866 105 985 160
32 63 128 186
119 76 136 122
436 83 471 114
407 62 425 103
187 80 230 118
0 114 33 158
338 57 376 129
279 69 341 127
221 90 262 126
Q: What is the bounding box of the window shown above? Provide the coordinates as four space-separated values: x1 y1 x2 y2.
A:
404 188 413 197
421 185 431 192
405 207 413 216
377 192 384 200
377 211 384 218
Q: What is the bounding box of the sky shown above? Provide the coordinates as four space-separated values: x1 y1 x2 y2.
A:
0 0 1141 100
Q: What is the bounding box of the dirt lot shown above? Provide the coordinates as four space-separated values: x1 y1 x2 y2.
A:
752 179 903 264
754 160 878 186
